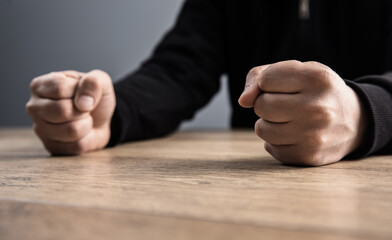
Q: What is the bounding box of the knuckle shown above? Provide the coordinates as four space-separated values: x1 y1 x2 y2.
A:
304 103 334 127
66 122 83 140
25 100 37 117
50 72 68 84
292 133 327 166
309 67 335 88
48 71 63 79
54 102 73 121
315 67 331 80
86 72 100 82
47 80 66 97
90 69 105 76
31 72 70 97
91 69 112 84
47 72 64 83
69 140 87 155
264 142 272 154
47 141 86 156
53 78 66 90
271 60 303 74
253 108 262 118
249 66 262 75
247 67 262 80
33 124 48 141
283 60 303 69
286 59 303 65
32 124 41 137
264 142 276 159
30 79 38 91
293 149 323 166
64 70 83 79
260 66 273 80
30 77 41 92
265 140 326 167
264 144 288 164
298 156 321 166
305 153 324 166
319 109 334 127
306 131 327 148
253 97 265 117
82 75 101 91
42 142 56 155
254 119 265 139
304 60 319 66
307 103 324 116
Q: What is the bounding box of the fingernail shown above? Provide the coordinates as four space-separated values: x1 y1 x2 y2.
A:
77 95 94 110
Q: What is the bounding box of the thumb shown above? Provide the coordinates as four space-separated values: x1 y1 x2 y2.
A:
238 64 270 108
74 70 103 112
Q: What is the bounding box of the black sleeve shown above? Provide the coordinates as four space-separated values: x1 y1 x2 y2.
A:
344 3 392 158
345 73 392 158
107 0 226 146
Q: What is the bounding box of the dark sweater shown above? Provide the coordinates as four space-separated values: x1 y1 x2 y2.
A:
109 0 392 158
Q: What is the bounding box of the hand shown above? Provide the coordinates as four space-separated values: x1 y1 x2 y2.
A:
238 60 368 166
26 70 116 155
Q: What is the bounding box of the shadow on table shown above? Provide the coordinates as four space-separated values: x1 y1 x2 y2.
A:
149 157 304 174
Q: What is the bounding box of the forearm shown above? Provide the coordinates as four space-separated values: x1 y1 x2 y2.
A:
107 0 226 146
109 70 216 145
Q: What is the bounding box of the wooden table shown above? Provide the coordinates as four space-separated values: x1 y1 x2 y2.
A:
0 128 391 240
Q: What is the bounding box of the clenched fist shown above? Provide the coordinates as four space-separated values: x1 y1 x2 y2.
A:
26 70 116 155
239 60 368 166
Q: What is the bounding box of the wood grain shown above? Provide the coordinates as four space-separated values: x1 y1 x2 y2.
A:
0 128 391 240
0 200 361 240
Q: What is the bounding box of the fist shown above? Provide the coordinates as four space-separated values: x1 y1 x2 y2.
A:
239 60 367 166
26 70 116 155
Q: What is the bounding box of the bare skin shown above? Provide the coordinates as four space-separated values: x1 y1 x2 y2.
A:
26 70 116 155
27 61 367 166
238 60 368 166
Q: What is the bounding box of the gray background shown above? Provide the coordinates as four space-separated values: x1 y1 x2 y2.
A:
0 0 230 129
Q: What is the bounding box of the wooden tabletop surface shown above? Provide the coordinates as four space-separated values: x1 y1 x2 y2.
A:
0 128 391 240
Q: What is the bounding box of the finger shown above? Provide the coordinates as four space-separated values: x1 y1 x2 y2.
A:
42 128 110 155
259 60 308 93
238 65 270 108
30 72 79 99
63 70 84 79
264 143 300 165
27 97 87 123
255 118 299 145
264 142 327 166
301 61 341 91
74 70 113 112
33 116 93 143
253 93 299 122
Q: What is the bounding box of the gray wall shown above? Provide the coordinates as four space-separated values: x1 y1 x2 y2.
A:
0 0 229 129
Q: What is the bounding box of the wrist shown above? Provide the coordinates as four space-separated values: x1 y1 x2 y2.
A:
346 86 369 155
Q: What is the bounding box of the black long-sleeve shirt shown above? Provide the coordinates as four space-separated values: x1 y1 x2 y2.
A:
108 0 392 158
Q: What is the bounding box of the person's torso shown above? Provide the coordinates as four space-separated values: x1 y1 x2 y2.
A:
226 0 391 127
